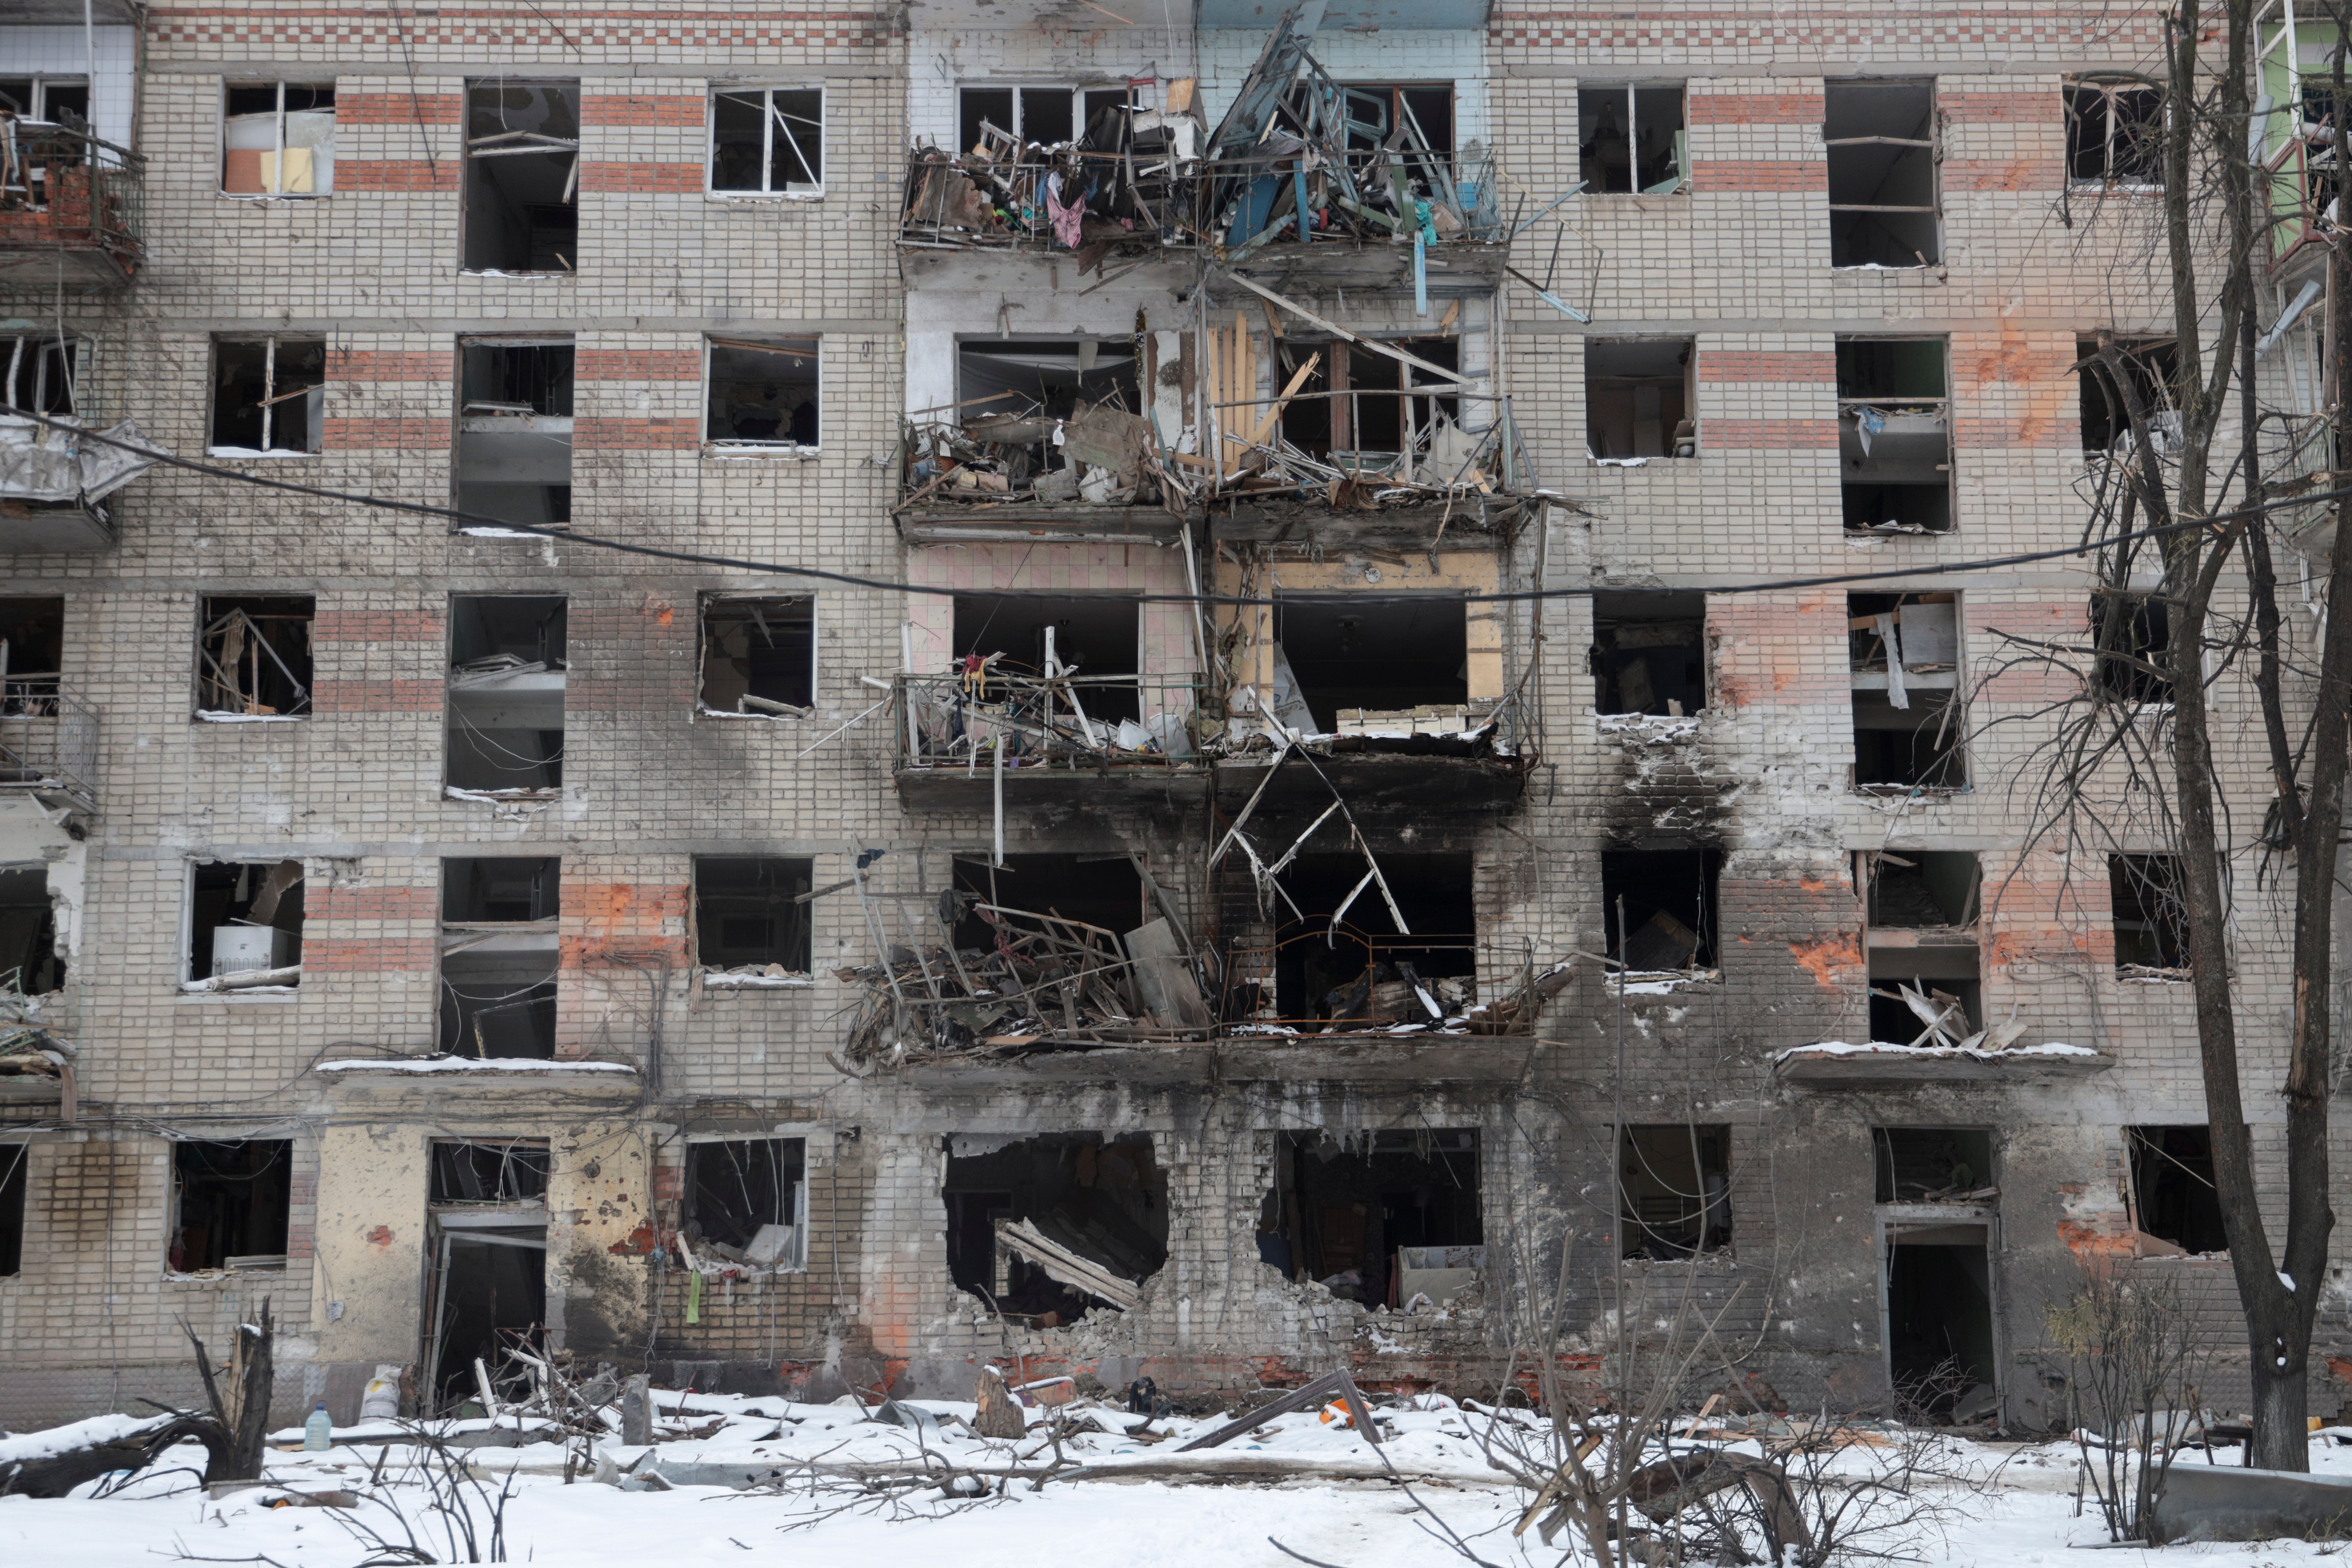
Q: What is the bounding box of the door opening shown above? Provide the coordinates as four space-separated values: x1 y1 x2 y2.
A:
1883 1222 1995 1418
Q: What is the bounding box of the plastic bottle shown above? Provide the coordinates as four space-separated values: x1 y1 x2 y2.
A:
303 1403 332 1451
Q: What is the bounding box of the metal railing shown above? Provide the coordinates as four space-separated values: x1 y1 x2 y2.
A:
894 670 1203 774
0 119 146 274
0 685 97 806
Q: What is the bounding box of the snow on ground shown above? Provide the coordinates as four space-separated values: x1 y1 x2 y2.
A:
10 1392 2352 1567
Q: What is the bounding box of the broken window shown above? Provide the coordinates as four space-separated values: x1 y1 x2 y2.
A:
2077 336 2179 453
1619 1125 1730 1259
1826 78 1939 267
447 595 565 792
2110 854 2190 973
462 79 578 273
2 334 76 414
2065 79 2163 186
222 82 335 196
1868 954 1979 1046
1862 850 1986 1046
209 337 324 455
956 84 1130 154
2127 1126 2226 1254
2091 592 2173 704
455 338 573 528
1341 84 1455 160
1273 594 1467 735
0 868 63 994
1864 849 1978 929
710 87 823 195
1600 849 1719 973
949 853 1148 949
953 339 1140 499
1278 337 1459 464
440 857 559 1058
187 859 304 988
197 594 313 718
1592 593 1705 715
694 857 813 973
684 1137 806 1267
953 592 1141 726
1260 1129 1480 1301
0 1141 22 1277
168 1139 292 1273
1850 591 1963 788
0 75 89 126
430 1139 551 1204
1578 84 1685 194
1873 1127 1994 1203
700 594 815 715
0 596 63 714
1838 338 1951 533
1586 338 1694 460
706 336 819 449
1266 853 1476 1024
944 1132 1167 1323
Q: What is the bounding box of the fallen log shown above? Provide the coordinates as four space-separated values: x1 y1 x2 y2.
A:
0 1412 224 1498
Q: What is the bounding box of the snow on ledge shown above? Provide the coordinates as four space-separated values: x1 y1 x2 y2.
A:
1775 1039 2100 1062
0 1411 178 1466
701 970 817 988
317 1056 636 1076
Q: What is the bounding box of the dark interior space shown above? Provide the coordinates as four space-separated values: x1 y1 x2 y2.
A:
1854 694 1965 789
1838 338 1951 533
944 1132 1167 1322
1849 592 1958 676
1592 592 1705 714
707 336 819 446
2092 593 2174 703
1280 338 1459 459
1599 848 1720 970
701 595 815 713
695 856 814 971
461 341 574 419
0 1142 22 1278
2129 1126 2227 1253
1578 84 1684 193
951 854 1147 950
2077 336 2179 452
2064 81 2164 184
1585 338 1694 459
1886 1228 1995 1415
1619 1124 1730 1258
711 88 823 192
1275 594 1467 730
0 335 75 416
956 85 1129 152
955 340 1140 492
0 869 62 993
439 856 558 1059
1259 1129 1481 1301
456 341 573 528
0 77 89 125
198 595 313 716
685 1138 805 1255
447 595 566 792
1842 481 1952 533
463 79 578 272
0 598 64 712
1269 852 1476 1024
210 337 324 453
1873 1127 1995 1202
1868 954 1981 1043
169 1139 292 1272
450 594 567 668
443 856 560 923
2110 854 2190 971
427 1227 546 1413
1867 850 1979 928
429 1140 551 1205
952 592 1140 725
1826 78 1939 266
187 859 304 983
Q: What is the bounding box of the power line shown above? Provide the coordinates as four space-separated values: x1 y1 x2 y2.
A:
24 407 2334 607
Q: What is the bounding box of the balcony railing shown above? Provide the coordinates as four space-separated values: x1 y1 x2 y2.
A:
1218 928 1550 1036
0 119 145 285
894 670 1202 777
0 682 97 811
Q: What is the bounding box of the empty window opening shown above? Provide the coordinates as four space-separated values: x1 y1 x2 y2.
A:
957 84 1130 154
1 596 63 713
1267 852 1475 1025
952 592 1140 726
1273 594 1467 734
1874 1127 1994 1203
1850 590 1964 788
197 594 313 718
1279 338 1459 463
1839 338 1951 533
440 857 559 1059
1579 84 1685 194
1884 1220 1996 1417
0 869 63 994
1619 1125 1730 1259
1260 1129 1481 1302
1592 592 1705 716
1826 78 1939 267
945 1132 1168 1323
2128 1126 2226 1254
210 337 324 456
685 1138 806 1266
711 88 823 194
169 1139 292 1273
2111 854 2190 973
1600 849 1720 973
3 334 76 415
954 340 1140 498
1338 83 1456 165
695 857 814 973
462 79 579 273
1868 950 1980 1046
2091 592 2173 703
0 1142 22 1278
707 336 818 448
223 82 335 196
0 76 89 127
1865 850 1979 929
2077 336 2179 453
447 594 565 793
188 859 304 986
2065 80 2163 186
701 595 815 715
430 1140 551 1205
1586 338 1694 460
950 853 1147 951
456 338 572 528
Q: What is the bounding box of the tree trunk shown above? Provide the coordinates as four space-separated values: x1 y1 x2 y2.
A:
972 1365 1025 1438
186 1297 276 1482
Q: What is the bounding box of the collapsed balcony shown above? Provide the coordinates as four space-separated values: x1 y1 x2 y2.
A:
0 596 95 814
0 405 160 555
0 118 145 288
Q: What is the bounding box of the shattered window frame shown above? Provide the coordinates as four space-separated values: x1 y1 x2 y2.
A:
708 85 826 198
0 1140 22 1278
208 335 326 457
698 592 817 717
681 1135 808 1268
2090 590 2175 705
0 74 90 126
182 856 307 993
692 856 816 975
704 335 821 452
167 1138 294 1275
1618 1123 1732 1260
221 79 337 198
2110 853 2192 975
1584 337 1698 462
195 594 314 720
2 333 78 415
2063 78 2165 189
1836 336 1954 535
1577 80 1688 195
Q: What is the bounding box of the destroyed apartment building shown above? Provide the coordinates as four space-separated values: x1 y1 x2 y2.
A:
0 0 2337 1442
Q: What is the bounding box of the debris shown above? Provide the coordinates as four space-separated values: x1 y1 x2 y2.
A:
995 1217 1143 1311
1175 1368 1381 1452
973 1366 1026 1440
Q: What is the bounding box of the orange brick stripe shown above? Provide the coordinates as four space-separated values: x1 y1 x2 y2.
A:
1946 158 2065 192
1702 351 1835 382
330 350 449 382
575 415 700 449
1956 416 2075 449
578 349 704 380
312 609 442 642
337 92 463 126
1703 418 1837 449
310 678 446 713
582 160 706 195
150 10 901 48
321 416 449 449
585 94 708 128
312 886 438 920
1690 162 1819 191
307 937 441 972
1689 93 1824 125
338 161 458 193
1942 92 2058 124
